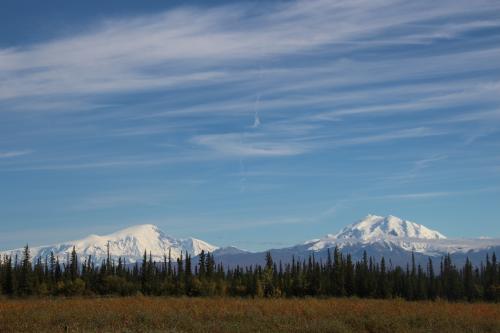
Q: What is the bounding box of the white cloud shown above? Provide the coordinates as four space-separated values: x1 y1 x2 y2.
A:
1 0 499 105
381 192 452 199
1 0 499 171
192 133 307 157
376 187 500 200
331 127 448 146
0 150 32 158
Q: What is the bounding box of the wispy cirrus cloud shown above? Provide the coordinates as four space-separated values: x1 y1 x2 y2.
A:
0 150 32 158
189 125 448 159
377 187 500 200
331 127 447 146
380 191 453 200
1 0 499 106
1 0 499 173
2 0 500 251
191 133 308 157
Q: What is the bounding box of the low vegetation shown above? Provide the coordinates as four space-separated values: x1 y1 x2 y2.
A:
0 297 499 332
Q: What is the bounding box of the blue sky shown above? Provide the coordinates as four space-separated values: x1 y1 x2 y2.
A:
1 0 500 251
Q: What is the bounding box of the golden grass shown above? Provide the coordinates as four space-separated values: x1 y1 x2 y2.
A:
0 297 499 332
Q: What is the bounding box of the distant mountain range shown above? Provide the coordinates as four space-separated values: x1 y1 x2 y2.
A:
2 215 499 268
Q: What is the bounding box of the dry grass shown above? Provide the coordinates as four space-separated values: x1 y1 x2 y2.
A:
0 297 499 332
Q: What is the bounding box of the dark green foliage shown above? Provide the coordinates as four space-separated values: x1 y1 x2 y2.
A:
17 245 33 295
0 244 498 301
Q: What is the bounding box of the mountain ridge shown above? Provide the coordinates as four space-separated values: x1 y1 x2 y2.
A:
2 215 499 267
1 224 218 264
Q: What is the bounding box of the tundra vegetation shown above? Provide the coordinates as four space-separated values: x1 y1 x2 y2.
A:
0 297 499 332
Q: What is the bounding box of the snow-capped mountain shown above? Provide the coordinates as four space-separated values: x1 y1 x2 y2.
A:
2 215 499 268
306 214 447 254
207 214 500 268
1 224 218 264
335 214 446 241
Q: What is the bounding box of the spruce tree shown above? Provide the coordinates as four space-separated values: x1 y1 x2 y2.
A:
18 245 33 295
70 246 78 280
2 256 14 295
344 254 354 297
377 257 390 298
333 246 345 296
263 251 274 297
463 257 475 301
427 258 436 300
198 250 206 279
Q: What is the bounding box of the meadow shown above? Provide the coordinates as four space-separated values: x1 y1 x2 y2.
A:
0 297 499 332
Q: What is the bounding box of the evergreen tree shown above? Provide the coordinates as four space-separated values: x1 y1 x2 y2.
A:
427 258 436 300
377 257 390 298
0 238 496 301
18 245 33 295
2 256 14 295
332 246 345 296
344 254 354 297
198 250 206 279
70 246 78 280
464 257 477 301
141 250 149 294
49 251 56 282
263 251 274 297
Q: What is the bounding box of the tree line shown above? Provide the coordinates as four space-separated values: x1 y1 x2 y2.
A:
0 245 499 301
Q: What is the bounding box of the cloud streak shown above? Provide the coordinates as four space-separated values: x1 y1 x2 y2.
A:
1 0 500 248
1 0 500 105
191 133 307 157
0 150 32 159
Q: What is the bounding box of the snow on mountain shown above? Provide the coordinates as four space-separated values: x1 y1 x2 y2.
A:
336 214 446 241
2 215 498 269
307 214 447 254
207 214 500 268
1 224 218 264
305 215 499 256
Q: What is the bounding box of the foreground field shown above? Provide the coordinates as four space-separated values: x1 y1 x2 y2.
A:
0 297 499 333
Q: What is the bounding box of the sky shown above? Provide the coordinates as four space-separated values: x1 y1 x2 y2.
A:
1 0 500 251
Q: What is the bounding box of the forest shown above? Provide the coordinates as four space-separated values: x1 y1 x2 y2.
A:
0 245 499 302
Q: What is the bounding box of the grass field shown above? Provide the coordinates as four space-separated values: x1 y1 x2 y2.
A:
0 297 499 332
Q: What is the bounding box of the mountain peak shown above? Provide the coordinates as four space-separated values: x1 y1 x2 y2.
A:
335 214 446 240
1 224 218 265
108 223 162 237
